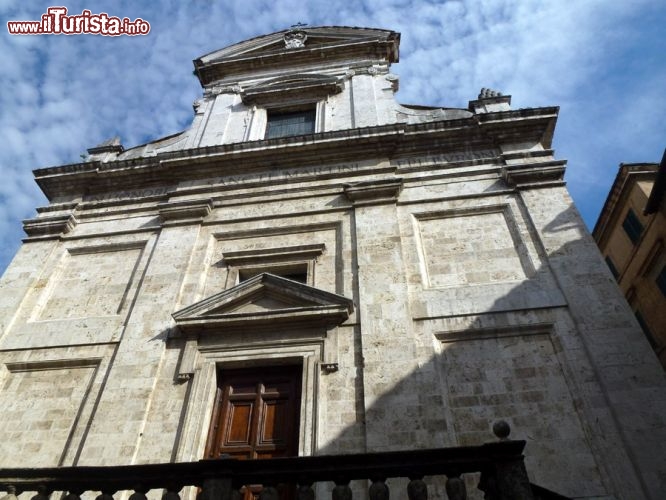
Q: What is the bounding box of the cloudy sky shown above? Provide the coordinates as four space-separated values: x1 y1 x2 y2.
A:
1 0 664 274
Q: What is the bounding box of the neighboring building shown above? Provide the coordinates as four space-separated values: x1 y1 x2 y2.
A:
593 152 666 369
1 27 665 499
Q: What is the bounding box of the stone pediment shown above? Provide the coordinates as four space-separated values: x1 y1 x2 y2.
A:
193 27 399 86
197 27 398 64
172 273 353 333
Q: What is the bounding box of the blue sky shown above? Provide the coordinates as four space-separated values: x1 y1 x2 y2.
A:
1 0 665 275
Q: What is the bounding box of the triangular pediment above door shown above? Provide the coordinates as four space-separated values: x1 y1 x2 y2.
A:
172 273 353 333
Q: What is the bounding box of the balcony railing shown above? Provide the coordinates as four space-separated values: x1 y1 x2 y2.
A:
0 422 569 500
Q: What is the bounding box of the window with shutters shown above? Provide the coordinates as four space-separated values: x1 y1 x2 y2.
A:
622 208 644 244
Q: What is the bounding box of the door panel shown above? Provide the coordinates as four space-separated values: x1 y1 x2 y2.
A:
205 366 302 500
205 365 302 460
226 402 253 444
260 400 288 444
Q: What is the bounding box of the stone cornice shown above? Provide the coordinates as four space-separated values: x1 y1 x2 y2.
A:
33 107 559 201
222 244 326 266
344 179 403 206
157 199 212 227
22 214 77 240
592 164 659 245
501 161 567 189
475 107 558 149
240 75 343 105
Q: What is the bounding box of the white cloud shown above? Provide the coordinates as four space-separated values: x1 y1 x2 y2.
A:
1 0 665 273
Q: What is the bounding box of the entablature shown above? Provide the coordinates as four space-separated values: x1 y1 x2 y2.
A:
33 108 558 201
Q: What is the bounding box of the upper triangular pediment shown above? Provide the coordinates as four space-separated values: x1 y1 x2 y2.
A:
172 273 353 332
193 26 399 86
197 26 398 64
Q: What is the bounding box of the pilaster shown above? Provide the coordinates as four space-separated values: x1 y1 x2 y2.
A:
76 201 210 465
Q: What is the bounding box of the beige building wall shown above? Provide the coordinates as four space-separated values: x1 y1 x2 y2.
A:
593 163 666 369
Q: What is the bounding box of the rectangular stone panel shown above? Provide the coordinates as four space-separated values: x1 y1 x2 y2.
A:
37 245 143 320
0 361 97 467
439 332 605 496
417 208 528 288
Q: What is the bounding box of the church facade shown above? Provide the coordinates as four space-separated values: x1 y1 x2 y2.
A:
0 27 664 499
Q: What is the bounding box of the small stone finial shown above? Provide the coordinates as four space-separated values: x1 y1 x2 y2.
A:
478 87 503 99
492 420 511 440
284 29 307 49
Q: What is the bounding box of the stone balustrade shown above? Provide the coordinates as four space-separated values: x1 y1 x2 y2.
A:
0 423 568 500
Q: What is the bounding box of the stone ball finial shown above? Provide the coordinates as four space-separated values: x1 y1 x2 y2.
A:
478 87 503 99
492 420 511 440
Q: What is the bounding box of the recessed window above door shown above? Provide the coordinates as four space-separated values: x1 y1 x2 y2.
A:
265 108 316 139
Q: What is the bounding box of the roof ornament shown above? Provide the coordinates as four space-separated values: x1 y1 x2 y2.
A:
86 136 124 155
478 87 503 99
284 26 307 49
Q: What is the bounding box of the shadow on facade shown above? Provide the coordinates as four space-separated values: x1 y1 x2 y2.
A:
308 203 661 499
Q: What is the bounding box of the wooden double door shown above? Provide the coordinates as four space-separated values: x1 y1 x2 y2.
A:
205 365 302 498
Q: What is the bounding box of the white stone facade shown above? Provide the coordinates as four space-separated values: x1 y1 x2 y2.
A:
0 27 664 500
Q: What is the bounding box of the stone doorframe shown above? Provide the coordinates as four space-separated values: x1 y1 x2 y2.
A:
174 339 323 463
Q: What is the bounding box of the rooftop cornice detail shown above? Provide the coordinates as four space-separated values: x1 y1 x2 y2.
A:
33 107 559 201
592 162 660 242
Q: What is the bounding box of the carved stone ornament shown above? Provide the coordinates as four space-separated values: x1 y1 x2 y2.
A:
284 29 307 49
385 73 399 92
205 85 241 97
